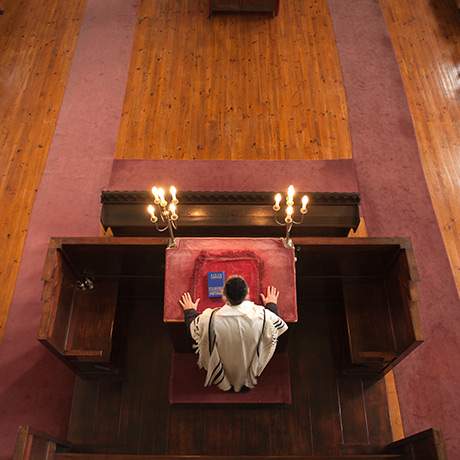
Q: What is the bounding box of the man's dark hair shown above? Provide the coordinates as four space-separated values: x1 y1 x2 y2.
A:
224 276 248 306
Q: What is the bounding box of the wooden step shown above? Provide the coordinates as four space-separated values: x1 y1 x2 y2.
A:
56 454 404 460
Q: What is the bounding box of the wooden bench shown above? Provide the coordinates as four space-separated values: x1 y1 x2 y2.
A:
38 238 167 378
294 237 422 377
209 0 280 17
13 426 447 460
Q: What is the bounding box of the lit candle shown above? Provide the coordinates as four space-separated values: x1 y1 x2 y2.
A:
151 186 160 204
287 185 295 205
147 204 158 223
158 187 167 207
301 195 309 214
273 193 282 211
285 205 293 223
169 203 178 220
170 185 178 204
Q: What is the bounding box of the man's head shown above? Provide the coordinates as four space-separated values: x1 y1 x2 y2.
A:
223 276 248 306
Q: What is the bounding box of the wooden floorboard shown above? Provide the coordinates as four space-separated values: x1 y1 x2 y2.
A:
0 0 86 340
115 0 352 160
68 297 392 455
380 0 460 293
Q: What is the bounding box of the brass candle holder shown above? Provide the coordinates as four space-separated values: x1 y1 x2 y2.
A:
273 185 309 249
146 185 179 249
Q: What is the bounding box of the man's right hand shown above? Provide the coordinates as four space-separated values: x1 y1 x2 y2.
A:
260 286 280 305
179 292 200 311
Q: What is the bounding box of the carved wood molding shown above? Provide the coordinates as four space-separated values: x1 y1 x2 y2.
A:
101 190 360 205
100 190 360 237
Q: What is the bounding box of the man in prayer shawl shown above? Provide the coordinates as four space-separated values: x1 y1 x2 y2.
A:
179 276 288 392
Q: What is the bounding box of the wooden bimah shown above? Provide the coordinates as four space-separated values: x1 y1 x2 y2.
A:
38 237 422 381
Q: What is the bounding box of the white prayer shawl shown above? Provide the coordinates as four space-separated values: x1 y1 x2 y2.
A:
190 300 288 392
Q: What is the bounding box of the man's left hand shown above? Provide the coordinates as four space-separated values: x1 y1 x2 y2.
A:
179 292 200 311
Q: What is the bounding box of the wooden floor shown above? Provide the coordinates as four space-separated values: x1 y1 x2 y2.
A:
380 0 460 293
0 0 457 455
68 293 392 455
0 0 86 339
115 0 352 160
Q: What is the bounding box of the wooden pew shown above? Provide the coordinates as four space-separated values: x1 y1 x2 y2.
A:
209 0 280 17
13 426 70 460
12 425 446 460
38 238 167 378
385 429 446 460
294 237 422 377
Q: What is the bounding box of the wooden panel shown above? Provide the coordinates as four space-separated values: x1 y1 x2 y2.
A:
363 378 393 448
386 428 447 460
67 378 99 445
343 279 396 368
210 0 279 15
349 218 404 442
115 0 352 160
39 246 76 353
60 240 167 279
50 261 76 352
66 280 118 360
39 242 122 374
57 456 404 460
386 251 422 353
380 0 460 294
296 242 404 278
13 426 69 460
336 377 368 446
13 427 54 460
0 0 86 340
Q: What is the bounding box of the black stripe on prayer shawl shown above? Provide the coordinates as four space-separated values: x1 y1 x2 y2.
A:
208 309 218 355
256 308 267 358
275 322 285 330
212 365 225 385
209 361 223 383
214 370 226 386
273 319 282 327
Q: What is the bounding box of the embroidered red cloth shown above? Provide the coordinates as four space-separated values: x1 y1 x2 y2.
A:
192 251 261 312
164 237 297 322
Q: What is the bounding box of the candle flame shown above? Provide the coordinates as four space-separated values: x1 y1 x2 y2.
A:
147 204 155 216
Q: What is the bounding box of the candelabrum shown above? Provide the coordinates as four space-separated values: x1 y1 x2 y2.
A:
273 185 309 249
146 185 179 249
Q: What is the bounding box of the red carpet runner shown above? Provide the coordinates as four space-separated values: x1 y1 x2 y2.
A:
0 1 139 458
328 1 460 457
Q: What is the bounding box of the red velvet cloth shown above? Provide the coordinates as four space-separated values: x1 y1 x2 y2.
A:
164 237 297 322
192 251 261 312
169 352 292 404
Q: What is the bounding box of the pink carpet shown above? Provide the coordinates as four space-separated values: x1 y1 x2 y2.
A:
108 159 359 192
169 353 291 404
0 1 139 459
328 1 460 457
